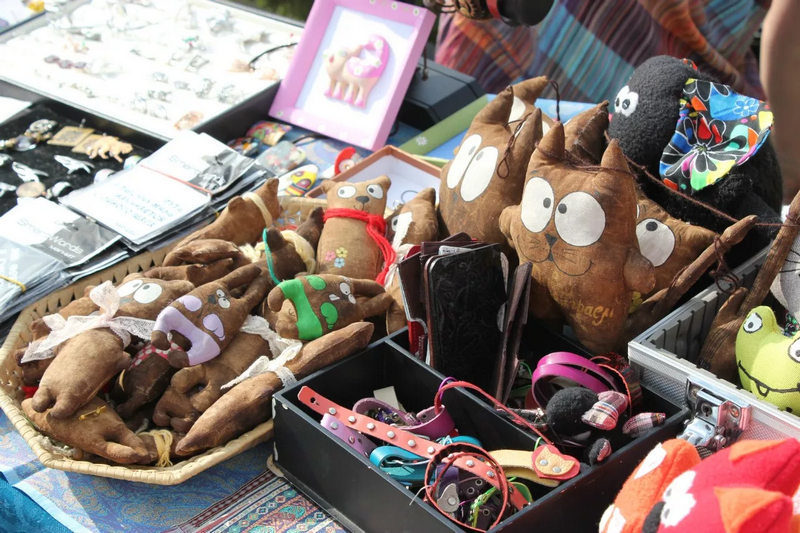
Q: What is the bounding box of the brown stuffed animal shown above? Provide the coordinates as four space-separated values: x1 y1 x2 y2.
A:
438 85 543 249
178 179 281 246
28 276 195 418
176 321 374 454
152 317 281 433
152 264 272 368
384 188 439 333
635 188 718 297
266 274 392 341
157 239 252 287
316 176 393 283
111 343 176 420
22 396 149 464
500 123 655 353
564 101 610 164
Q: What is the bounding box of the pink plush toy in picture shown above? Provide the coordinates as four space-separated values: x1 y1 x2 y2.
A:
324 35 389 108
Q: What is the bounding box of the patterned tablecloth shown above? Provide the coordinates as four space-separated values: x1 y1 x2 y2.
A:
0 412 345 533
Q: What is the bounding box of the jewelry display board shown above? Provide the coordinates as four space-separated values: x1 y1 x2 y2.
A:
0 0 301 141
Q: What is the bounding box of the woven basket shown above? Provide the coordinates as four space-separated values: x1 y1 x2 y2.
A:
0 196 325 485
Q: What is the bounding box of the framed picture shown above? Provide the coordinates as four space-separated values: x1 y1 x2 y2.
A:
269 0 435 151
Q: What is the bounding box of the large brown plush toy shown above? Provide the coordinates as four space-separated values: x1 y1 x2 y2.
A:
267 274 392 341
316 176 393 283
438 83 543 249
384 188 439 333
176 321 374 454
23 396 149 464
151 264 271 368
28 276 195 418
500 123 655 353
178 179 281 246
152 316 286 433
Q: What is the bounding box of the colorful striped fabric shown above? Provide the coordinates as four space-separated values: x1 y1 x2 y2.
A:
434 0 770 102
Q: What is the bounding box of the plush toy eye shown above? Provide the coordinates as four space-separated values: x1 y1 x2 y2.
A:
215 289 231 309
554 192 606 247
614 85 639 117
520 177 554 233
366 184 384 200
636 218 676 267
117 279 142 297
743 311 763 334
447 134 482 189
339 282 351 296
391 216 399 231
789 338 800 363
460 146 498 202
337 185 356 199
133 283 163 304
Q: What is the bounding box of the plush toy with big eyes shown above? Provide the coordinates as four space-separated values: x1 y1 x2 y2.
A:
500 123 655 353
28 275 195 418
439 80 544 252
152 264 272 368
266 274 392 341
317 175 393 283
607 56 782 264
736 306 800 413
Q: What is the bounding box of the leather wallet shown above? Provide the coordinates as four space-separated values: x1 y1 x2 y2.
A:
423 244 506 390
491 262 532 403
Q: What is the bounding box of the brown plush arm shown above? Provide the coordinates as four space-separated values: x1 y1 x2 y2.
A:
351 279 386 297
358 292 394 320
176 322 374 454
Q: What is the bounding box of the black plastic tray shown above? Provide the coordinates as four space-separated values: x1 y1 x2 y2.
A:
274 328 689 533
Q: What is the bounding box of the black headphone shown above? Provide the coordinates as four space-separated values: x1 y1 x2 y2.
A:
422 0 555 27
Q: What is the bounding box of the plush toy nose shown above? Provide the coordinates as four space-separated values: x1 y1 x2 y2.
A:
355 195 369 204
545 234 557 247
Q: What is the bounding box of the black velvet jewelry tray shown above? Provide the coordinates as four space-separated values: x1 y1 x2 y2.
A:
0 105 151 217
274 328 690 533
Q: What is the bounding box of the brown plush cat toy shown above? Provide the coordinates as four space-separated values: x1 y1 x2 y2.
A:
439 85 543 250
500 123 655 353
317 176 394 283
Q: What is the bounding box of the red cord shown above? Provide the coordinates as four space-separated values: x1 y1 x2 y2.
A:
323 208 396 285
433 380 552 445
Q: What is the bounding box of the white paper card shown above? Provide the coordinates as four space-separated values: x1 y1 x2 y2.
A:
61 168 209 244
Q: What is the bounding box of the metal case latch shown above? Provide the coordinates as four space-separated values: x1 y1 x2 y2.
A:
677 378 751 451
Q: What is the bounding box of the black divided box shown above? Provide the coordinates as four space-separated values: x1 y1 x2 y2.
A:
274 326 690 533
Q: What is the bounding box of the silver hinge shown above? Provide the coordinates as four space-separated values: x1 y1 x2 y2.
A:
677 377 751 451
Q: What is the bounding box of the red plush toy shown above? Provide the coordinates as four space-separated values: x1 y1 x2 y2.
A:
601 439 800 533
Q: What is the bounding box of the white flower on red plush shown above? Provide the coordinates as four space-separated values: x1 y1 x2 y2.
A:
660 470 696 527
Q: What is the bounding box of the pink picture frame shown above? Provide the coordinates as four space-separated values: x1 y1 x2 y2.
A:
269 0 435 151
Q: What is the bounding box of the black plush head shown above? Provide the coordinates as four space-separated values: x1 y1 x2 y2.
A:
545 388 597 437
608 56 711 175
607 55 782 257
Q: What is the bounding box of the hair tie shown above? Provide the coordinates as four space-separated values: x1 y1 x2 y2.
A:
262 228 282 286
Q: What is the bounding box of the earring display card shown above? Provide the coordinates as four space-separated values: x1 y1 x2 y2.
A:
0 0 301 141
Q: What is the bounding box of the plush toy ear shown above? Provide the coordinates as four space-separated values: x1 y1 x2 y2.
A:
511 76 548 108
373 174 391 192
601 139 631 174
416 187 436 206
473 86 515 128
535 121 566 161
266 227 289 251
265 177 279 197
513 108 543 158
321 180 337 195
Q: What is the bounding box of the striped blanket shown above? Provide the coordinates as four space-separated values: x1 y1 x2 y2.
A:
434 0 769 102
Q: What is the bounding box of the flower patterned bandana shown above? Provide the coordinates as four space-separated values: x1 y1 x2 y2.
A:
660 78 773 194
